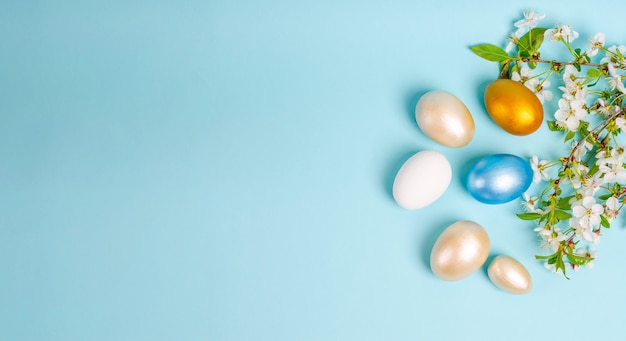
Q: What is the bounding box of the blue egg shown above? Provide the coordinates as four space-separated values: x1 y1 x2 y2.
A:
466 154 533 204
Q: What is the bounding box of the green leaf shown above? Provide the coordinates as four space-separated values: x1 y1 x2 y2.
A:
564 130 576 142
518 27 548 53
588 164 599 176
587 68 601 78
598 193 613 200
555 254 569 279
516 212 543 220
554 210 572 221
566 253 593 266
557 195 574 210
470 43 510 62
601 215 610 228
547 121 561 131
536 251 559 262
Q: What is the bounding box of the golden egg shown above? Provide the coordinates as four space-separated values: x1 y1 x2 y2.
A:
487 255 532 295
484 79 543 135
430 221 490 281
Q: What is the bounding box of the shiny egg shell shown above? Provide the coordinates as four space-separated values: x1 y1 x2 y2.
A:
488 255 532 294
392 150 452 210
484 79 544 135
430 220 490 281
466 154 533 204
415 90 475 148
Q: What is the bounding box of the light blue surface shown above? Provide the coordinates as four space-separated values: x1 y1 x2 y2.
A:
2 1 626 340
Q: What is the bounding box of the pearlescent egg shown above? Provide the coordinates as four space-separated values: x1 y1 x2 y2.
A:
430 220 490 281
488 255 532 294
466 154 533 204
392 150 452 210
415 90 475 147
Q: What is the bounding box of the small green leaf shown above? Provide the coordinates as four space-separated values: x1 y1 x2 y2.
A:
516 212 543 220
557 195 573 210
566 253 593 266
588 164 599 176
554 210 572 221
536 251 559 261
518 27 548 53
519 50 531 59
587 68 601 78
598 193 613 200
547 121 561 131
601 215 610 228
564 130 576 142
470 44 510 62
555 254 569 279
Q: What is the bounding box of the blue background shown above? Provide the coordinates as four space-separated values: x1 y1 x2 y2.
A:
2 1 626 340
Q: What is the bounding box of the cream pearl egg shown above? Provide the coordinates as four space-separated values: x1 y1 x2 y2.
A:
430 221 490 281
415 90 475 148
488 255 532 294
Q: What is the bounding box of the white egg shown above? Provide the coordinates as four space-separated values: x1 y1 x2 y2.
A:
392 150 451 210
430 220 490 281
415 90 474 148
488 255 532 294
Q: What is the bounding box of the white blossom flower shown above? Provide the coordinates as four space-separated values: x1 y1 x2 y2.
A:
570 218 598 244
554 98 587 131
539 228 567 251
587 32 606 57
563 65 581 86
580 174 603 196
505 32 519 53
573 196 604 228
545 24 579 43
533 225 551 238
605 196 620 222
511 65 533 83
521 193 545 213
575 247 598 269
560 66 587 101
601 45 626 68
596 150 614 167
530 155 550 183
615 117 626 131
573 140 593 160
525 78 553 103
514 10 545 31
607 63 626 94
612 144 626 161
594 98 618 117
565 163 589 189
599 162 626 182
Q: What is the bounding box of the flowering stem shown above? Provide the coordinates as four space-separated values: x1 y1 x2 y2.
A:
520 57 604 69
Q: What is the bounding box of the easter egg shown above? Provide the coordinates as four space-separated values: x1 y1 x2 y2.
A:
466 154 533 204
415 90 475 147
484 79 543 135
488 255 532 294
392 150 452 210
430 220 490 281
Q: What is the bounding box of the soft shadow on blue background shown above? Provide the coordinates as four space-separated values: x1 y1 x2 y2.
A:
2 1 625 340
